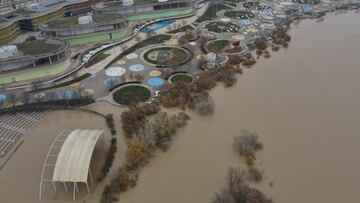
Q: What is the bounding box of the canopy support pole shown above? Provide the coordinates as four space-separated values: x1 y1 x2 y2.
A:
89 168 94 185
73 182 76 200
63 182 68 192
52 181 57 194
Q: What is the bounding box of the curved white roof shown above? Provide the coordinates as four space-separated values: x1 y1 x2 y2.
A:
52 129 104 183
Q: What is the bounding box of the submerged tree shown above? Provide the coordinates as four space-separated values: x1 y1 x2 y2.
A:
213 167 273 203
233 129 263 156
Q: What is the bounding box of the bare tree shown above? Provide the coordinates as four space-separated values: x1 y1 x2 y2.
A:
47 91 57 102
0 100 5 109
20 93 31 105
7 93 17 107
31 80 42 91
233 129 263 156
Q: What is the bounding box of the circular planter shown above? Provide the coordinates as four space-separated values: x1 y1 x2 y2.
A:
112 84 152 105
224 10 255 19
168 72 194 84
143 46 191 67
204 21 241 33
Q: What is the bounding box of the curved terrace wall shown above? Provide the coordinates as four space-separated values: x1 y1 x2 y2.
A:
42 16 127 38
0 40 70 73
92 0 192 15
0 22 22 45
0 0 101 44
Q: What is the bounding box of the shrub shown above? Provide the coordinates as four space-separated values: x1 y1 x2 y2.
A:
233 129 263 156
98 138 117 181
255 38 268 50
25 36 36 41
227 55 244 65
105 114 116 135
173 112 190 127
195 71 217 91
212 167 273 203
100 185 116 203
195 93 215 115
139 103 161 116
120 106 147 137
126 136 146 169
157 82 194 109
242 55 256 67
272 46 280 51
245 154 255 166
216 66 237 87
247 166 263 182
153 112 177 151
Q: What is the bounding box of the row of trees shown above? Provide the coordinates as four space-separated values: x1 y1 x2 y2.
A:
101 103 190 202
213 167 273 203
0 86 93 109
212 131 271 203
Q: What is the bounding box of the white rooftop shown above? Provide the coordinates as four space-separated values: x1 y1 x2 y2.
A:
52 129 104 183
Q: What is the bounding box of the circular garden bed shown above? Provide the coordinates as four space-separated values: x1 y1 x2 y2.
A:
243 2 268 10
112 84 151 105
168 73 194 84
224 10 255 19
292 0 320 5
206 40 243 54
205 21 241 33
143 46 191 67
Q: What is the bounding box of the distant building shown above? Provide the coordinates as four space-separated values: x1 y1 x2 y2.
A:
0 45 18 58
0 0 37 13
207 52 217 69
122 0 134 6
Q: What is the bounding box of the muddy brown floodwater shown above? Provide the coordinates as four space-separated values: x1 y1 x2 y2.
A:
119 11 360 203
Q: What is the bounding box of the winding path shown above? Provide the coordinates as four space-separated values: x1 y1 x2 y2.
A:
2 3 208 92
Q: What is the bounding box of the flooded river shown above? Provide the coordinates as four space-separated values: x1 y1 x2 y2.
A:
120 11 360 203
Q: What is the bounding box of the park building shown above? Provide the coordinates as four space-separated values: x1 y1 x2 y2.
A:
40 13 127 38
0 0 36 12
0 0 101 45
92 0 192 15
0 39 69 74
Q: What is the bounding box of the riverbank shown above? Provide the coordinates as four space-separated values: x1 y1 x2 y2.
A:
118 10 360 203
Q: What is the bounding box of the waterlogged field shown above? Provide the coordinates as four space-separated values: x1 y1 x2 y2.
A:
119 11 360 203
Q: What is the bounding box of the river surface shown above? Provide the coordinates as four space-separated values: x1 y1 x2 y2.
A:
119 11 360 203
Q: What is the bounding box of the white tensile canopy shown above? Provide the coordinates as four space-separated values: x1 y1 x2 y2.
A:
39 129 109 200
52 129 104 183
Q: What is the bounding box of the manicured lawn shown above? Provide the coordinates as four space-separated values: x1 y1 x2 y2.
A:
66 28 129 46
17 40 62 55
205 21 241 33
29 73 92 93
111 34 172 63
170 74 193 83
207 40 230 52
224 10 255 19
143 47 189 67
225 0 246 3
104 0 179 7
196 4 231 23
0 59 71 85
168 24 194 34
47 14 124 29
85 52 110 68
112 85 151 105
128 7 193 21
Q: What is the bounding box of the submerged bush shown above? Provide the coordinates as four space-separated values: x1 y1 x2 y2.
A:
213 167 273 203
247 166 263 182
195 93 215 115
233 129 263 156
255 38 268 50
